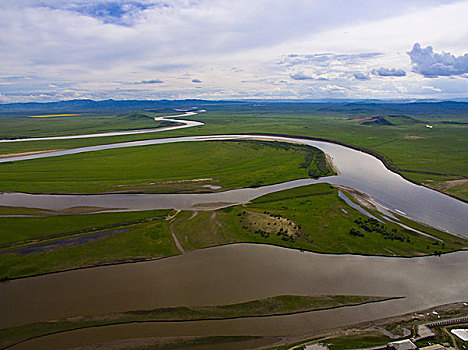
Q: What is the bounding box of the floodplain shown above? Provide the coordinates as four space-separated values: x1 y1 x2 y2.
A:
0 101 467 350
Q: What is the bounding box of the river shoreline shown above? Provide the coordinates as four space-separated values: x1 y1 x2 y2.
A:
1 241 466 283
238 132 468 204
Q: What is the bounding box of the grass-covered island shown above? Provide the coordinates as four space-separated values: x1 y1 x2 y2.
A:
1 184 466 281
0 294 399 350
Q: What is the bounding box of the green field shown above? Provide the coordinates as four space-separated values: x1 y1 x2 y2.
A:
0 140 333 194
0 111 172 139
317 333 392 350
0 210 179 280
171 184 466 256
1 107 466 199
0 294 392 350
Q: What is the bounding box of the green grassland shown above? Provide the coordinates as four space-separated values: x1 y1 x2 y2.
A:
0 140 333 194
0 294 392 350
0 210 178 280
1 108 466 199
0 210 171 247
171 184 466 256
0 111 171 139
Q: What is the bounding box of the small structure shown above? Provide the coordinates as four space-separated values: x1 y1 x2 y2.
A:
425 125 433 128
387 339 417 350
305 344 329 350
451 328 468 341
415 324 436 341
419 345 453 350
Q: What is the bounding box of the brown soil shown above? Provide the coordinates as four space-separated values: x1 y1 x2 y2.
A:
243 211 299 237
0 149 61 159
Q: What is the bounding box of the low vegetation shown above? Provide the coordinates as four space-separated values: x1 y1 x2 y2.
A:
0 210 179 280
0 140 333 194
172 184 466 256
0 111 166 139
0 295 393 350
1 105 466 199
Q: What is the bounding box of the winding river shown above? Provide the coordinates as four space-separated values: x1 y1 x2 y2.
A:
0 110 467 349
0 134 467 236
0 111 204 143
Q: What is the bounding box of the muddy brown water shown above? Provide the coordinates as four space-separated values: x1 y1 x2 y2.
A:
1 244 467 349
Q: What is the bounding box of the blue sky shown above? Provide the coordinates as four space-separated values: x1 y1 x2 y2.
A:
0 0 468 102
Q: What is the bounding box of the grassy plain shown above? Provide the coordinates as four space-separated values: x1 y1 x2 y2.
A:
0 210 178 280
1 106 466 199
0 140 332 194
0 111 168 139
171 184 466 257
0 295 391 350
321 333 392 350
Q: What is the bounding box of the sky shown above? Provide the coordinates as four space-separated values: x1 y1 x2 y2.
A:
1 0 468 103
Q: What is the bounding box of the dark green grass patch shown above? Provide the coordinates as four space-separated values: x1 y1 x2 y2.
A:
0 210 170 247
322 333 391 350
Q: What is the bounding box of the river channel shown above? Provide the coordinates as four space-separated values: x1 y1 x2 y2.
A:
0 115 467 349
1 245 467 349
0 135 467 236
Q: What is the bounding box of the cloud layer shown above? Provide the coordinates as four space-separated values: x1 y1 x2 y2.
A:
1 1 468 102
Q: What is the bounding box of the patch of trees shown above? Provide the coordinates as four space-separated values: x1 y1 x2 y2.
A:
352 217 409 242
295 146 332 178
349 228 364 237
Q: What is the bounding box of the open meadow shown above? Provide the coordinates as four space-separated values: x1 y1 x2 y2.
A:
1 103 466 200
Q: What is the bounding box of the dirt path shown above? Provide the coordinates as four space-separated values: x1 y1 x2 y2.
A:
170 225 186 254
166 211 186 254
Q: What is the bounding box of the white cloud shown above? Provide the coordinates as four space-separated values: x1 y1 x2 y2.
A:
354 73 370 80
135 79 164 84
408 43 468 77
371 67 406 77
1 0 467 101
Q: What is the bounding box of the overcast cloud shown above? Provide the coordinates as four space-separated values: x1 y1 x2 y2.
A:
1 0 468 102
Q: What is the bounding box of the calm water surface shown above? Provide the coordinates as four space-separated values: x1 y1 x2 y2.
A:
1 244 467 348
0 135 466 236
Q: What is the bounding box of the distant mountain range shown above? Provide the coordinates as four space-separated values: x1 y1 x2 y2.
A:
1 99 468 118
